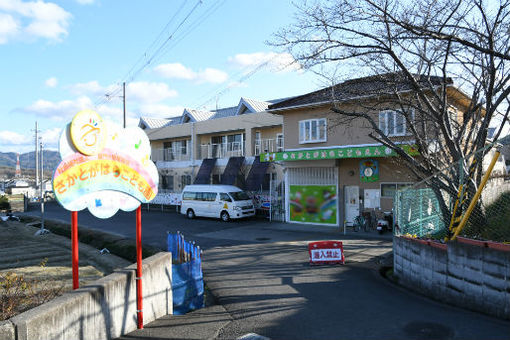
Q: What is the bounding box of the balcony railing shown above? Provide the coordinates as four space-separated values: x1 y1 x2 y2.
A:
200 142 245 159
152 147 191 162
254 138 284 156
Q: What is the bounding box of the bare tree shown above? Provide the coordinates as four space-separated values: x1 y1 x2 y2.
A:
272 0 510 235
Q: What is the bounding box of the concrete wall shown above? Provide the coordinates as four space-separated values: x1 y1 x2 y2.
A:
5 252 172 340
394 237 510 319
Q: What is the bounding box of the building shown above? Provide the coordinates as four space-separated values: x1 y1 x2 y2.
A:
142 97 286 202
260 73 478 227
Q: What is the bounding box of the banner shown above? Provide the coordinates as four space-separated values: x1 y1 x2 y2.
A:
289 185 337 225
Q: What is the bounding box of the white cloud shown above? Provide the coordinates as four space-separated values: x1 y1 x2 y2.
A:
127 81 178 103
0 0 71 43
18 95 94 121
154 63 228 84
154 63 195 80
228 52 302 73
0 13 19 44
198 68 229 84
0 130 29 145
45 77 57 88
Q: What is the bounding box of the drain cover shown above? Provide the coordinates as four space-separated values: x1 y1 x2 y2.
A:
403 321 454 340
255 237 270 241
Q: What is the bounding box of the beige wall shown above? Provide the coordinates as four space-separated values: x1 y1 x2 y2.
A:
337 158 416 211
148 112 282 159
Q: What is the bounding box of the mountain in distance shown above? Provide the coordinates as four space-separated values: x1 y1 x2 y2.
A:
0 150 61 171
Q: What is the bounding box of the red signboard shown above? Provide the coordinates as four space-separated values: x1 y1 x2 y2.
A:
308 241 345 265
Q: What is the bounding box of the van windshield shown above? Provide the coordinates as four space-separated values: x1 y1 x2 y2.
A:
229 191 251 201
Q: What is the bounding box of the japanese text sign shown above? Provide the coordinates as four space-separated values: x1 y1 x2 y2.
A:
52 110 159 218
308 241 345 265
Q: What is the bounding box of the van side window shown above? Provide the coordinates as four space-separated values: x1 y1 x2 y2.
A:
183 192 196 200
206 192 217 201
220 193 232 202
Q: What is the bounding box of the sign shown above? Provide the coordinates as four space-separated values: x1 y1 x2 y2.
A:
260 144 419 162
52 110 159 218
308 241 344 265
360 159 379 182
289 185 337 225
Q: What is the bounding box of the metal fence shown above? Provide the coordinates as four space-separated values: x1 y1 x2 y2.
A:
394 144 510 243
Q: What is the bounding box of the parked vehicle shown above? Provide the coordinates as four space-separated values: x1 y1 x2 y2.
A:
376 211 393 234
180 185 255 221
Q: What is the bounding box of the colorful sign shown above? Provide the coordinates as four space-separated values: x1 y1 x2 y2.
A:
289 185 337 225
260 144 419 162
308 241 345 265
52 110 159 218
360 159 379 182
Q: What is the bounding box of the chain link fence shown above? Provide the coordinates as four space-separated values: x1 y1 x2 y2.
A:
394 144 510 243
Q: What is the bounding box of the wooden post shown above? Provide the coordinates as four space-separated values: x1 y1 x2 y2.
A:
136 205 143 329
71 211 79 290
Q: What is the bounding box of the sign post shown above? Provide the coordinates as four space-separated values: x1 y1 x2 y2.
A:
136 205 143 329
71 211 79 289
51 109 159 329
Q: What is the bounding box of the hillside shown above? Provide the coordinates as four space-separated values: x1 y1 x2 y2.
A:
0 151 61 171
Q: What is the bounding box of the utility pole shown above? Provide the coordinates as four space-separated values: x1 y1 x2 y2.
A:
35 140 48 236
34 122 39 188
123 82 126 128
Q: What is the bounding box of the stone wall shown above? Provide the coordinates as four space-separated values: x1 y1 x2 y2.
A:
394 236 510 319
1 252 172 340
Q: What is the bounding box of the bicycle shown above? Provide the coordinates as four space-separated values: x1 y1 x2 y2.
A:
353 215 365 232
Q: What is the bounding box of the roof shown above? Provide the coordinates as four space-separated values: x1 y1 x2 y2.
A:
268 73 454 111
139 96 295 129
182 109 216 123
139 116 179 129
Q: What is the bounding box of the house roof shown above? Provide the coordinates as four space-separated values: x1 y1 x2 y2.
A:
181 109 216 123
268 73 454 111
139 116 180 129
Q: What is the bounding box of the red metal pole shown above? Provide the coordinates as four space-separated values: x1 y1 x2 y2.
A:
136 205 143 329
71 211 79 290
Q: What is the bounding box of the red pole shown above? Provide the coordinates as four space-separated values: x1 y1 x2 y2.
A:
136 205 143 329
71 211 79 290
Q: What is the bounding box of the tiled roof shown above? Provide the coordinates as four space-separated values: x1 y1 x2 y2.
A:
237 97 271 114
210 106 237 119
268 73 454 110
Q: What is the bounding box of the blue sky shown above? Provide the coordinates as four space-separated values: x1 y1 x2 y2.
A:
0 0 322 153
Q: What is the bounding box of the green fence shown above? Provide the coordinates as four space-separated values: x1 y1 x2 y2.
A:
395 188 447 239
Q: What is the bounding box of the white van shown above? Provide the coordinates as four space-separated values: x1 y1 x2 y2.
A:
180 185 255 221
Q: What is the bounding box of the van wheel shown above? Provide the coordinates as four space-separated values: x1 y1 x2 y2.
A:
186 209 195 219
220 211 230 222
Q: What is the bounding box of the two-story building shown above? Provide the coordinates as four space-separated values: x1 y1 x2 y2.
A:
140 97 286 202
261 73 475 227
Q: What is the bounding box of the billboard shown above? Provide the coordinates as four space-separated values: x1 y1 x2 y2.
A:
289 185 337 225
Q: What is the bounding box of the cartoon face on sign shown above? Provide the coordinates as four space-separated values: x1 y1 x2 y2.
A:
70 109 107 156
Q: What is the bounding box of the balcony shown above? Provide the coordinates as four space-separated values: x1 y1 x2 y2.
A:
254 138 283 156
200 142 245 159
152 147 191 162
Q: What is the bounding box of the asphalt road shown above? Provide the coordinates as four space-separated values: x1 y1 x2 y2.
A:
24 202 510 339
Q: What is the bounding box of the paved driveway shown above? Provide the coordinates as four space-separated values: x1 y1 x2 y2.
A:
25 202 510 339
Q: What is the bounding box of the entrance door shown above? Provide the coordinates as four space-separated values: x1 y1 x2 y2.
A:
344 185 360 226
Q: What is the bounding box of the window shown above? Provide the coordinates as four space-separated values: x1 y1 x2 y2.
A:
276 133 284 152
229 191 251 201
161 175 174 191
181 175 191 188
381 183 413 198
220 193 232 202
379 110 413 136
299 118 327 143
